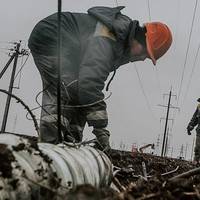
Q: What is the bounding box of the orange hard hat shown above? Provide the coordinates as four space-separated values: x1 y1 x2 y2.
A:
145 22 172 65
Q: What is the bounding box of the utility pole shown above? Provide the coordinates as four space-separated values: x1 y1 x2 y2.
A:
155 134 160 155
164 127 169 157
184 143 188 160
158 87 179 157
162 89 171 157
1 42 21 133
179 144 184 159
12 114 18 133
171 146 174 157
0 42 29 133
191 136 196 161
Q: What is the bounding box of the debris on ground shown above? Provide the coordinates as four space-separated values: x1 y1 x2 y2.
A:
1 142 200 200
66 149 200 200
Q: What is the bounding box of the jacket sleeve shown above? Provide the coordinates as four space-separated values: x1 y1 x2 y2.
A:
188 108 199 129
78 36 115 128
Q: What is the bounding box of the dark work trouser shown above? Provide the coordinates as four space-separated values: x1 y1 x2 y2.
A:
32 53 86 144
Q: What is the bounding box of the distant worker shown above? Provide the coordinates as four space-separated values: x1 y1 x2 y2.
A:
187 98 200 163
28 6 172 150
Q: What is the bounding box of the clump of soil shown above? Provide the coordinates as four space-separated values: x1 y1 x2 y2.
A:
64 149 199 200
65 184 119 200
0 142 199 199
0 144 15 178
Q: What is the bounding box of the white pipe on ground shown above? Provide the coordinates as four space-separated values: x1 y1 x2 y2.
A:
0 134 113 200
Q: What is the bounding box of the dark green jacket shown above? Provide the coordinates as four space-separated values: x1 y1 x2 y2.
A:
28 6 139 127
188 104 200 133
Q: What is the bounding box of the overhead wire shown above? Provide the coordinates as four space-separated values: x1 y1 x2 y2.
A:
146 0 162 98
170 0 181 88
147 0 151 22
14 54 29 81
177 0 198 103
146 0 162 134
27 84 112 121
16 51 24 89
134 63 157 122
171 0 198 134
183 36 200 102
0 41 14 44
18 54 24 88
0 50 9 55
166 0 181 130
114 0 159 131
0 89 39 135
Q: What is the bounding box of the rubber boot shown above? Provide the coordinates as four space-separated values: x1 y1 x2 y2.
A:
92 128 111 152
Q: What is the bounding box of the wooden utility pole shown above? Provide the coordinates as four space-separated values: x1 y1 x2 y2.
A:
1 42 21 133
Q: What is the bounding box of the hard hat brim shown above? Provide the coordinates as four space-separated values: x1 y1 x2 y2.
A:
146 33 156 66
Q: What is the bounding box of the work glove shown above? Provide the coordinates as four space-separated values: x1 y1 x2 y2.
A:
187 125 193 135
92 128 111 152
187 129 192 135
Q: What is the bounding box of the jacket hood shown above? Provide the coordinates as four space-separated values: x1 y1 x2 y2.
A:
88 6 138 44
88 6 125 30
88 6 140 66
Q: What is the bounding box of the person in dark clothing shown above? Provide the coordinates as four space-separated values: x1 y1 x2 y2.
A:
28 6 172 150
187 98 200 162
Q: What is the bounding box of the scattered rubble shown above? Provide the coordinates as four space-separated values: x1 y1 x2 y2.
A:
0 144 15 178
0 135 112 199
1 136 200 200
65 150 200 200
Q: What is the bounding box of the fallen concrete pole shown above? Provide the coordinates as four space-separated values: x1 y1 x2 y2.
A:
0 134 113 200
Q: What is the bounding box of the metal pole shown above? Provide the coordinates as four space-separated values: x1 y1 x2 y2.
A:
185 143 188 160
161 89 172 157
1 43 20 133
171 146 173 157
57 0 62 142
0 53 16 79
179 144 184 158
164 127 169 157
191 136 195 161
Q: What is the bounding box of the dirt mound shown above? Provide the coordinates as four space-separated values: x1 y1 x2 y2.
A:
110 149 195 186
66 149 200 200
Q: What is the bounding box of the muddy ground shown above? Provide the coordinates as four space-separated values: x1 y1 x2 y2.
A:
1 141 199 200
66 149 200 200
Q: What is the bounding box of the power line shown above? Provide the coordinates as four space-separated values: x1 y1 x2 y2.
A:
14 54 29 81
114 0 119 6
169 0 181 88
147 0 151 21
146 0 163 100
177 0 198 103
183 40 200 101
134 63 157 122
171 0 198 132
168 0 183 133
154 66 162 99
16 53 24 88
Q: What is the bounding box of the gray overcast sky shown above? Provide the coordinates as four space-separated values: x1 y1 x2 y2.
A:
0 0 200 158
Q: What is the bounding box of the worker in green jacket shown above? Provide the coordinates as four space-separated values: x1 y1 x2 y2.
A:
187 98 200 163
28 6 172 150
